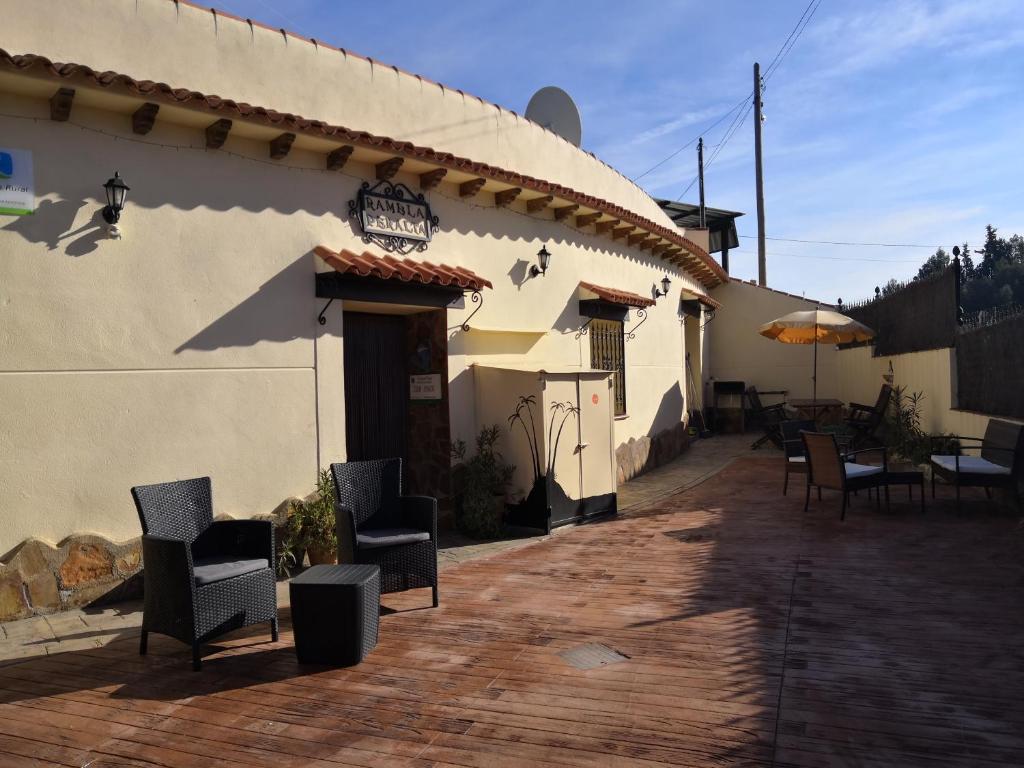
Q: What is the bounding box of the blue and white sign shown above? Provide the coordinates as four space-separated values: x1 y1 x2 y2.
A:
0 148 34 215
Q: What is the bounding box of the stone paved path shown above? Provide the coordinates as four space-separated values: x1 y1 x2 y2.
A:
0 434 756 664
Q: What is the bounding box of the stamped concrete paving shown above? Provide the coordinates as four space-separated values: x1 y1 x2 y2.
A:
1 448 1021 766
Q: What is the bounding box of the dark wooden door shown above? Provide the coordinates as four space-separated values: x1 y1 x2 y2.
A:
343 312 407 462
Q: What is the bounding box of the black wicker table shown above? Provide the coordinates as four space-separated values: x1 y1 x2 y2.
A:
289 564 380 666
885 469 926 513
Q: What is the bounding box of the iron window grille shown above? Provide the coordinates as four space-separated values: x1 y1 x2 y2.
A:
590 318 626 416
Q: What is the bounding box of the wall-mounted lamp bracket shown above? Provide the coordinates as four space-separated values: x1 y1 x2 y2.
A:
459 290 484 332
575 316 595 339
625 308 648 341
317 297 335 326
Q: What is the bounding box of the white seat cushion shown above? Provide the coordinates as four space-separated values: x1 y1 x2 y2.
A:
787 456 806 464
844 462 883 479
930 455 1010 476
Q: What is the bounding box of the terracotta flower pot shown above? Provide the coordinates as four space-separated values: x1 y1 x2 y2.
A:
306 544 337 565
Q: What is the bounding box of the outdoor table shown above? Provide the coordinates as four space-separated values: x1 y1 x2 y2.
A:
885 466 926 512
289 563 380 666
789 398 844 426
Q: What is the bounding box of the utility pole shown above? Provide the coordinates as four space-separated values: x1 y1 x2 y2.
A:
697 137 706 229
753 62 766 287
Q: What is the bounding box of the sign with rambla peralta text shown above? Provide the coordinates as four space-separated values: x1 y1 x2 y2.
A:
0 148 34 215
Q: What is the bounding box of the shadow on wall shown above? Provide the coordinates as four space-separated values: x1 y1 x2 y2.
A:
648 382 685 438
4 120 685 276
174 254 318 353
1 198 108 256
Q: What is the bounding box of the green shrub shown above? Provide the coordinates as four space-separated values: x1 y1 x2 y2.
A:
291 468 337 555
452 426 514 539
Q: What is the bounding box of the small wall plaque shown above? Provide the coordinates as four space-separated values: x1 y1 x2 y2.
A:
410 373 442 401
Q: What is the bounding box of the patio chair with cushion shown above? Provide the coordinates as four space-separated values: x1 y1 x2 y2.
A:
845 383 893 448
131 477 278 671
930 418 1024 512
746 386 794 450
802 431 889 520
781 419 817 495
330 458 439 607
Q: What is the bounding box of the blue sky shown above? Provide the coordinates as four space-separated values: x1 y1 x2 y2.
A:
215 0 1024 302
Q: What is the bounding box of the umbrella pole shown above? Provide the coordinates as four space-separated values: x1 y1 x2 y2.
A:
813 314 818 403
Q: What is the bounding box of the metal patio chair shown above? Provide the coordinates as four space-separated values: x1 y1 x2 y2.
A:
845 383 893 448
330 458 439 607
131 476 278 671
746 386 793 450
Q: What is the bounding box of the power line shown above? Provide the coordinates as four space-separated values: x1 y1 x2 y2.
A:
655 1 822 197
630 96 748 182
729 248 923 263
763 0 822 84
739 234 943 248
676 100 753 199
762 0 818 81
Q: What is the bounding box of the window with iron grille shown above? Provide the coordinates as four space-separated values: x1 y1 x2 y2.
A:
589 319 626 416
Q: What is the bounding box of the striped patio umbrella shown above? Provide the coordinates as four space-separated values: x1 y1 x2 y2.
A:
758 309 875 401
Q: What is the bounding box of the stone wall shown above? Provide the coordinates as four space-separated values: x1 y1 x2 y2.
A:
0 535 143 622
615 421 691 486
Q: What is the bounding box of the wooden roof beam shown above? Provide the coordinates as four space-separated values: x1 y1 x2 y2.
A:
459 177 486 198
595 219 620 235
612 226 634 240
419 167 447 190
49 87 74 122
526 195 553 213
553 204 579 221
131 102 159 135
576 212 602 228
326 145 354 171
494 187 522 208
375 156 404 180
205 118 232 149
627 232 649 247
269 132 296 160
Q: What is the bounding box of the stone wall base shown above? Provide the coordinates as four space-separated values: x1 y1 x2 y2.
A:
615 421 692 486
0 535 144 622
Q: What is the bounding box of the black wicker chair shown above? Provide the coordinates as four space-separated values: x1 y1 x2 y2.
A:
330 459 438 607
131 477 278 671
802 431 889 520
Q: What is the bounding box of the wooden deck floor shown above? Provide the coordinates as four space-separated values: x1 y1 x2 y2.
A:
2 456 1023 767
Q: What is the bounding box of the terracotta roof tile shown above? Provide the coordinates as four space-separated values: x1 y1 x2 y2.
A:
681 290 722 310
0 47 725 287
579 281 655 308
315 246 492 292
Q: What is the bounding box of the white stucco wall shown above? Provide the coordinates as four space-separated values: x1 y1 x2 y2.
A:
0 0 680 234
0 62 704 551
835 345 1022 437
706 280 839 400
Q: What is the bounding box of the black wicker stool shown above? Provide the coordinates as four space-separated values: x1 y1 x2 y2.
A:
289 564 380 666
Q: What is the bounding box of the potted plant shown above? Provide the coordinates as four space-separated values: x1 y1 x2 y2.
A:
451 426 515 539
291 468 338 565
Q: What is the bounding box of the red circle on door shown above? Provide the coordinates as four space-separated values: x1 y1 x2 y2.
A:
592 394 599 405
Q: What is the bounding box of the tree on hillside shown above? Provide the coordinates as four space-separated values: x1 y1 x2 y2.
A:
880 278 902 297
915 247 949 280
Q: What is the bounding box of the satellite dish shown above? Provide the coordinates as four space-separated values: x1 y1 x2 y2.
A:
525 86 582 147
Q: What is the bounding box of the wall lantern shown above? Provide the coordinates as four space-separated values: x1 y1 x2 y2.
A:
530 245 552 278
653 275 672 299
101 171 129 237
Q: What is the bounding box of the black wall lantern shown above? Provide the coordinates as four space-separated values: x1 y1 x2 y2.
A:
101 171 129 225
653 275 672 299
530 245 552 278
